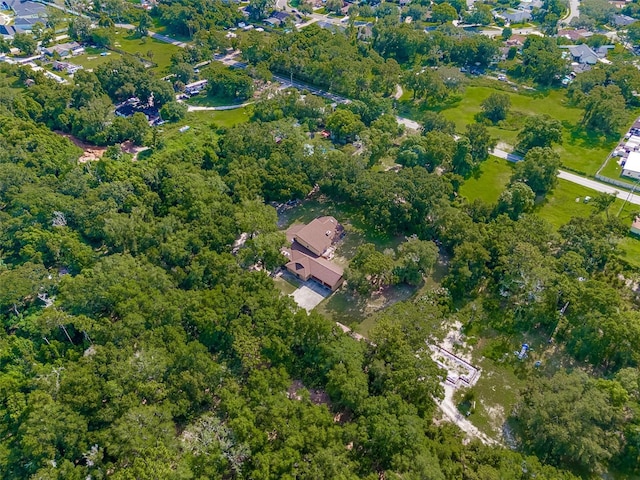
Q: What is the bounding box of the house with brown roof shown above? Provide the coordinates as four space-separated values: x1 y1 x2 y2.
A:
283 217 345 291
286 216 343 257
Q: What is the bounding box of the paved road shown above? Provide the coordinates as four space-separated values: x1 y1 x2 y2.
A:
558 170 640 205
565 0 580 24
493 148 640 205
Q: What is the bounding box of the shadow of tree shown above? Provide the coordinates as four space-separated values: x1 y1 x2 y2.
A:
320 290 368 325
565 122 614 149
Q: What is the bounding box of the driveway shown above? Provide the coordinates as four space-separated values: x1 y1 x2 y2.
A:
290 281 331 312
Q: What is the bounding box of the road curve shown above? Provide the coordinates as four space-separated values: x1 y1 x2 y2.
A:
564 0 580 24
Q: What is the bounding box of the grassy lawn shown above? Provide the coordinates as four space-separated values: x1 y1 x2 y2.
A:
158 108 250 144
273 274 300 296
70 48 122 70
536 178 640 268
459 156 514 204
535 179 598 228
600 156 623 178
185 108 251 128
113 29 180 74
402 85 626 176
186 94 248 107
462 355 526 436
149 18 191 42
459 157 640 268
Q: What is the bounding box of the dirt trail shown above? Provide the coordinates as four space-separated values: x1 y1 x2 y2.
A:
438 385 499 445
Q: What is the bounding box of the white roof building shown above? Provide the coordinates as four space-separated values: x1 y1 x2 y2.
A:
626 135 640 149
622 151 640 180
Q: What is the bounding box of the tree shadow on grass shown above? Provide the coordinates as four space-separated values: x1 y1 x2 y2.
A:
317 289 368 326
565 122 614 149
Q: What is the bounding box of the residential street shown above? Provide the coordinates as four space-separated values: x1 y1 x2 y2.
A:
565 0 580 24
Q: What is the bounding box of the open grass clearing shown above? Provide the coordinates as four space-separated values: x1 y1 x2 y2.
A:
69 47 122 70
186 94 247 108
401 85 626 176
113 29 180 74
460 159 640 268
536 179 640 268
157 108 250 146
150 18 191 42
535 178 599 227
459 156 514 204
600 155 623 179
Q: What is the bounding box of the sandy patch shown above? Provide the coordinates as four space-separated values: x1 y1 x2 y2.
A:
56 131 107 162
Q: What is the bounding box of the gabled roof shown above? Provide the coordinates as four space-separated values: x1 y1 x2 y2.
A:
612 14 636 27
0 24 21 36
566 44 599 64
558 29 593 41
289 216 340 256
285 246 343 288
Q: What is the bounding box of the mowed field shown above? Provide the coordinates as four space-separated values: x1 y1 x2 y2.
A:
113 29 180 73
402 82 635 176
460 157 640 268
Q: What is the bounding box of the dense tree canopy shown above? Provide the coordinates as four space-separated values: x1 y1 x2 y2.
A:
0 14 639 480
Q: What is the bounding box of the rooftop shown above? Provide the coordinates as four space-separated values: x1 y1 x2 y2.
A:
285 246 344 289
287 216 341 257
624 151 640 174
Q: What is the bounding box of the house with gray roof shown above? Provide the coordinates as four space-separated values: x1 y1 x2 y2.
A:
6 0 45 32
612 14 636 27
497 8 532 23
562 44 599 65
561 43 614 65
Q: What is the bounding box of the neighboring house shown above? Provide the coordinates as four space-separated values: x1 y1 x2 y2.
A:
631 216 640 236
622 151 640 179
44 42 83 57
317 21 346 33
115 97 160 124
184 79 208 95
612 14 636 27
53 60 82 74
6 0 46 32
561 44 614 65
43 70 66 84
283 217 345 291
265 10 300 26
0 24 22 36
562 44 599 65
498 9 532 23
520 0 543 9
557 29 593 41
264 17 282 26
